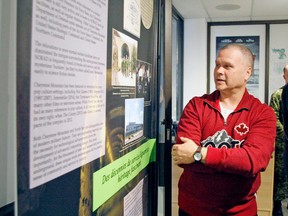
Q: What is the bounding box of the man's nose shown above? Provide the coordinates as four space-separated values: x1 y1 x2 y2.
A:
215 66 224 74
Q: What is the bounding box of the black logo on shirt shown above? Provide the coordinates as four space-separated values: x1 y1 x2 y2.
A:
201 129 244 148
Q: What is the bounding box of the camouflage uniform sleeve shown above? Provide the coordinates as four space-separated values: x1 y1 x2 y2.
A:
269 90 284 138
269 88 287 201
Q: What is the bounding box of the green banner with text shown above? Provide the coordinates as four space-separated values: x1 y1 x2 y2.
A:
92 139 156 211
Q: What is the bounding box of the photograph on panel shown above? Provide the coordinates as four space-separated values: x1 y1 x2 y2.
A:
111 28 138 87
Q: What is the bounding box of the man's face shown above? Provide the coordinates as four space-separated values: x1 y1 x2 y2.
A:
214 47 251 94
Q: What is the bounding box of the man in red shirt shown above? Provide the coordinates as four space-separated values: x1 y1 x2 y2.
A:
172 43 276 216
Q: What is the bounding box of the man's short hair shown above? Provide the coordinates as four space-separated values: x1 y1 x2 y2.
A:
219 43 254 71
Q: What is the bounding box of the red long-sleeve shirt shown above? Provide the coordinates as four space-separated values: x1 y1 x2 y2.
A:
176 89 276 215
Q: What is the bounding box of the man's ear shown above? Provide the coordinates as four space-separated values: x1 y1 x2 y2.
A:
244 67 252 81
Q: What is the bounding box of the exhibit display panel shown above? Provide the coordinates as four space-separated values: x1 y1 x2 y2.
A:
17 0 159 215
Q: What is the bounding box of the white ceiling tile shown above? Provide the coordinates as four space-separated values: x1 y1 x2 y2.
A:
253 0 288 18
173 0 208 19
173 0 288 21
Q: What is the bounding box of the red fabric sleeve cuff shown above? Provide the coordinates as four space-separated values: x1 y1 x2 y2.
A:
205 147 222 166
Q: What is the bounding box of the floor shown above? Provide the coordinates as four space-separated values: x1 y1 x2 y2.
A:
282 200 288 216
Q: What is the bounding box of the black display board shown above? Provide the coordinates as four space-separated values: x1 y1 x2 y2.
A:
17 0 159 215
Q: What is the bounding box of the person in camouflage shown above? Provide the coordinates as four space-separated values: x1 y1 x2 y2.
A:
269 65 288 216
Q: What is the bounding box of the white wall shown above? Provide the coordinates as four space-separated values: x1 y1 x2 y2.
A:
0 0 16 208
183 18 207 106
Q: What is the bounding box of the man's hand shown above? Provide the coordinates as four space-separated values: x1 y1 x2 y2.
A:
171 137 198 165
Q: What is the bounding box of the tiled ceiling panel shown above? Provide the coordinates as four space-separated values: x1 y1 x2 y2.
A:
173 0 288 21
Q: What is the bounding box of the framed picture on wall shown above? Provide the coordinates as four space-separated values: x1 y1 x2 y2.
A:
269 23 288 103
209 24 266 103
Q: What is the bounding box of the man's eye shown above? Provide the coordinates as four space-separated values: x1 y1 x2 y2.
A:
224 65 232 69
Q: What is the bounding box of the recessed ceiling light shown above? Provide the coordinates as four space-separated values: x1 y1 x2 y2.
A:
216 4 241 11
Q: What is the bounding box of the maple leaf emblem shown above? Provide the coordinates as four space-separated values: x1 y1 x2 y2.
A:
235 123 249 136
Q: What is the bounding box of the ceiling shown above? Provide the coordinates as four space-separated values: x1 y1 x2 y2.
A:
172 0 288 22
